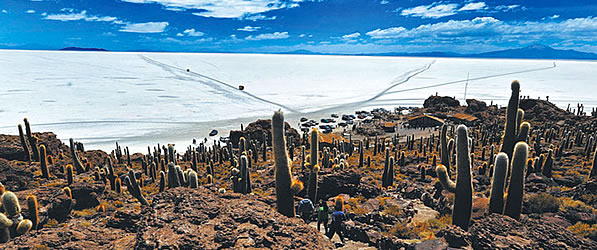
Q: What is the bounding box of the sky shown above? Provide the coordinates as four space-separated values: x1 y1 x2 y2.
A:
0 0 596 54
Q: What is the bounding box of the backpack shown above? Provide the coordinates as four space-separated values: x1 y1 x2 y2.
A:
331 211 345 224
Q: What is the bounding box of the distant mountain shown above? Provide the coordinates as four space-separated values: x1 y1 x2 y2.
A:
281 44 597 60
60 47 108 51
474 44 597 60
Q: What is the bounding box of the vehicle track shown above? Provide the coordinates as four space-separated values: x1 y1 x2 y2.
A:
138 54 299 113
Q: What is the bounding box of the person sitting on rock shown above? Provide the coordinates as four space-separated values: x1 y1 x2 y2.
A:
298 198 315 223
317 200 330 233
326 209 346 244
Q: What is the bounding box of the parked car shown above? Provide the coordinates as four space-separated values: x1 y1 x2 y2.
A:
209 129 218 136
219 137 230 143
300 117 308 122
331 114 339 118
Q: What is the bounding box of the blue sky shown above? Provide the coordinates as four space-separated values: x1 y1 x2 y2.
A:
1 0 596 54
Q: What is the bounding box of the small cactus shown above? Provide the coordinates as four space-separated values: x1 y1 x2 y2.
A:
65 164 74 185
488 153 508 214
189 170 198 188
159 171 166 192
504 142 529 220
26 194 39 230
63 187 72 198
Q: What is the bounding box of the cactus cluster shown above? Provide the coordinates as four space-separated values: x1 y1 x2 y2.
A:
0 190 33 243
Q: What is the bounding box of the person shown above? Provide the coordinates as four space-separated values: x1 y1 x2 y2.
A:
326 209 346 244
317 200 330 233
297 198 314 223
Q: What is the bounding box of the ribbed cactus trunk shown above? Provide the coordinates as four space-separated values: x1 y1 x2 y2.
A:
501 81 520 160
488 153 508 214
308 129 319 202
453 125 473 231
591 146 597 179
24 118 39 162
272 111 295 217
504 142 529 220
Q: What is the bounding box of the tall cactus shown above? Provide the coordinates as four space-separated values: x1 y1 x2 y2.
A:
17 124 30 162
501 81 520 160
308 128 319 202
488 153 508 214
24 118 39 162
504 142 529 220
69 138 85 174
440 125 450 172
591 146 597 179
435 125 472 230
124 169 149 206
39 145 50 179
272 111 301 217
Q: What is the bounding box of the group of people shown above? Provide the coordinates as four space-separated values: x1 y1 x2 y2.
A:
297 199 347 244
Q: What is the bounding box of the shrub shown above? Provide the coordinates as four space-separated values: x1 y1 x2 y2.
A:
525 193 560 213
568 222 597 240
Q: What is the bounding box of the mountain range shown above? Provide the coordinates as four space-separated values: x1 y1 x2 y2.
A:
284 44 597 60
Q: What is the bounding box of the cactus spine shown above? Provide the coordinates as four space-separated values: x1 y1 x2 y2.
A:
272 111 297 217
435 125 472 230
488 153 508 214
504 142 529 220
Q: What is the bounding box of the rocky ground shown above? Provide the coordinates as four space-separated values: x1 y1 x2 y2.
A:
0 91 596 249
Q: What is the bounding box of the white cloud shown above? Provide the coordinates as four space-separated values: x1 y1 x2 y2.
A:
44 10 118 22
366 16 597 42
245 31 289 41
26 10 35 14
543 15 560 20
237 26 261 32
495 5 520 11
183 28 204 37
1 10 7 14
366 27 408 39
459 2 486 11
176 33 184 37
400 3 458 19
341 32 360 41
163 37 213 44
123 0 320 19
242 14 277 21
380 0 389 4
119 22 168 33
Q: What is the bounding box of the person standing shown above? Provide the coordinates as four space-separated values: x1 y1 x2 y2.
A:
317 200 330 233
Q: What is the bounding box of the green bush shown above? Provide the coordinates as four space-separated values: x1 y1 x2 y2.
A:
526 193 561 213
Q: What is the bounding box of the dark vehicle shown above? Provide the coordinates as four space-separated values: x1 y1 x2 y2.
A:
331 114 339 118
347 120 354 125
338 122 347 127
209 129 218 136
342 114 355 121
219 136 230 143
300 117 308 122
321 118 336 123
302 122 313 127
357 114 367 119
